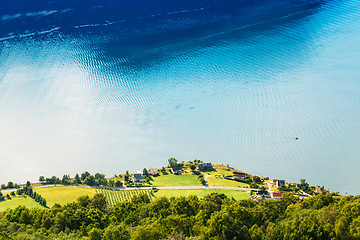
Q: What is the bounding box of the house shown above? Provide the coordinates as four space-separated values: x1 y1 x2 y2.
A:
255 189 271 199
132 174 144 183
196 163 213 171
171 168 183 175
316 187 324 193
276 180 285 187
271 192 283 199
149 169 159 177
233 172 246 181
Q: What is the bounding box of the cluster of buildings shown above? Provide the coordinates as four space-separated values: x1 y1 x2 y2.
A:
131 163 319 201
132 169 160 183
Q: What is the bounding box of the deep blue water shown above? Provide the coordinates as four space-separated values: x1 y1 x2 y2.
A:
0 0 359 194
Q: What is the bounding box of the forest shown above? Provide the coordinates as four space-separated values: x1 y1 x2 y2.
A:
0 191 360 240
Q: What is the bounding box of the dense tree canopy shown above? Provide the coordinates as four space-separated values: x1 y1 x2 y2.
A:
1 192 360 239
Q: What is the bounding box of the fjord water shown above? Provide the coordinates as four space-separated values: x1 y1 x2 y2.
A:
0 0 359 194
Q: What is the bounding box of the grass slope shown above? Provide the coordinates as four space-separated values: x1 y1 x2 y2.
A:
151 174 201 187
35 187 96 207
0 196 44 212
155 189 250 200
206 176 250 188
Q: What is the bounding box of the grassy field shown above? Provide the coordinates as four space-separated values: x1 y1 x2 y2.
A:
154 189 250 200
206 176 250 188
0 196 44 212
209 164 235 176
96 189 155 206
35 187 96 207
151 174 201 187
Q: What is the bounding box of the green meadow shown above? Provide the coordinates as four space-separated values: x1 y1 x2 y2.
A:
35 186 96 207
0 196 44 212
150 173 201 187
206 176 250 187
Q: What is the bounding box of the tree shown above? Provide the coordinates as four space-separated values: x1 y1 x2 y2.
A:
91 193 107 211
26 181 31 187
253 176 261 183
131 222 166 240
190 165 196 171
39 176 45 182
88 228 103 240
168 158 178 168
143 168 149 177
300 179 311 193
95 173 105 180
81 171 90 181
6 182 14 189
84 175 96 186
108 179 115 187
62 175 70 185
74 173 81 184
124 171 130 183
115 180 123 187
104 224 130 240
1 184 5 189
44 176 60 184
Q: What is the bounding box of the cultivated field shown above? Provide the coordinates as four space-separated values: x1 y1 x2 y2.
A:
96 188 155 206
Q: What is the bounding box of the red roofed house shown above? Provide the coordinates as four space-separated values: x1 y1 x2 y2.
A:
271 192 283 199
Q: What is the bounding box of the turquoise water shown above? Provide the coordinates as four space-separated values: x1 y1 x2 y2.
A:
0 0 359 194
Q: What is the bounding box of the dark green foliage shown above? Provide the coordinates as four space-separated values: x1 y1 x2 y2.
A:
22 187 47 207
6 182 14 189
38 176 45 182
104 224 129 240
1 192 360 239
115 180 123 187
81 171 91 181
84 175 96 186
168 157 178 168
197 174 206 185
88 228 102 240
142 168 149 178
61 175 71 185
26 181 31 187
45 176 60 184
300 178 315 195
73 174 81 184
